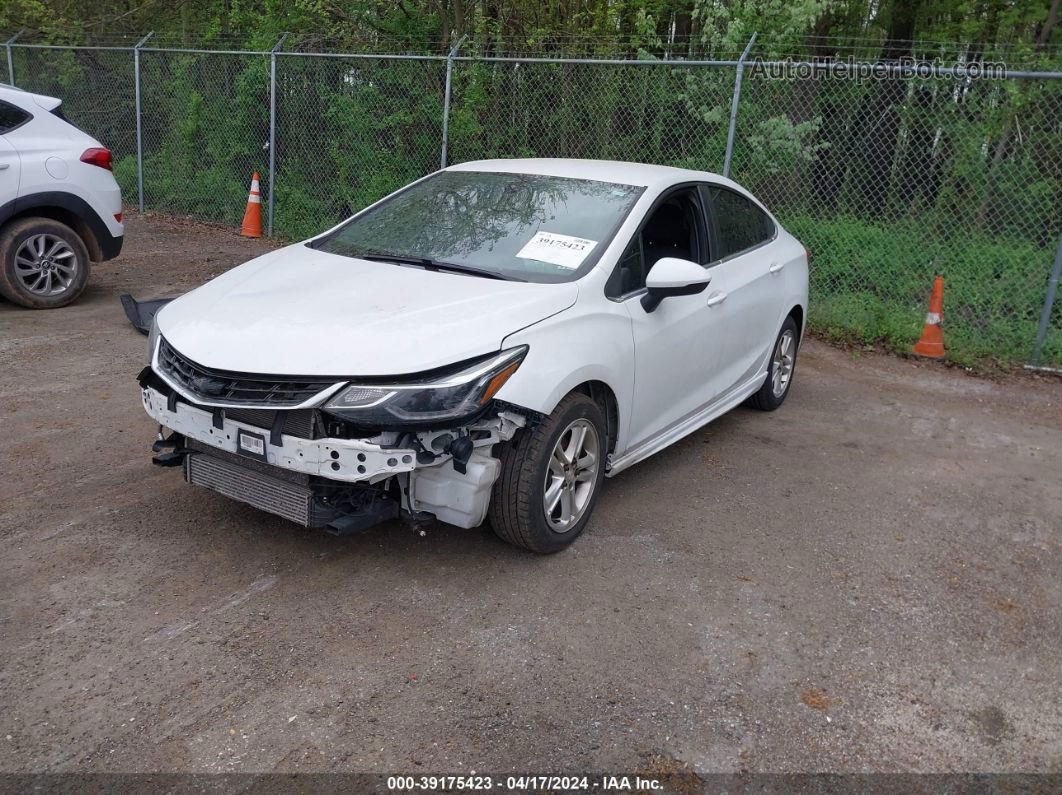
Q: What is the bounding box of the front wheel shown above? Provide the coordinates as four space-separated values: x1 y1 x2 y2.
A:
489 392 607 553
747 316 800 411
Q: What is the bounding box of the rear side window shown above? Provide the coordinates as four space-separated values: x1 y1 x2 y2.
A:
706 186 775 260
0 101 31 133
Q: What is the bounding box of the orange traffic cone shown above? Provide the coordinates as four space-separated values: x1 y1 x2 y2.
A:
240 172 262 238
912 276 945 359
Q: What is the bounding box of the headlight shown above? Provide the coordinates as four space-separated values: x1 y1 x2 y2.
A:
323 346 527 427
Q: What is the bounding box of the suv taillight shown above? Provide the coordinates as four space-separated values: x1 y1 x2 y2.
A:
80 148 113 171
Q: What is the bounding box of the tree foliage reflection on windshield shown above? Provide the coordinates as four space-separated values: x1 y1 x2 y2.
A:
315 170 643 283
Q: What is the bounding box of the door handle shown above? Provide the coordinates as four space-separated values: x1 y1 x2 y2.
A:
706 292 728 307
0 163 9 170
769 261 785 273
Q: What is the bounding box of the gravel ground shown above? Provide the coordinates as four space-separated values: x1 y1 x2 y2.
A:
1 212 1060 779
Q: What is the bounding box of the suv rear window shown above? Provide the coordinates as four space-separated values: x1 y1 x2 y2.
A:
0 101 31 134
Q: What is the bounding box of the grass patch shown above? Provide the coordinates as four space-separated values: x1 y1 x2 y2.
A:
785 215 1061 367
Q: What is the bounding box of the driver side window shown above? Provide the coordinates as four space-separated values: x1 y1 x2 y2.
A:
607 187 706 298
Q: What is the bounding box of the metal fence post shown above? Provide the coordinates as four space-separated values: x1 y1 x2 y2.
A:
268 33 289 237
5 31 22 85
133 32 154 213
1027 233 1062 369
440 35 467 169
723 33 757 178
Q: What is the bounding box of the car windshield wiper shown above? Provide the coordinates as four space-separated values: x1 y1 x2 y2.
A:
355 251 525 282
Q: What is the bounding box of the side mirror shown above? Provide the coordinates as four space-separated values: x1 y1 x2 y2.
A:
641 257 711 313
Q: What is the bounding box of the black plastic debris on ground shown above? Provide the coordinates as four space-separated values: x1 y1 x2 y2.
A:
120 294 174 335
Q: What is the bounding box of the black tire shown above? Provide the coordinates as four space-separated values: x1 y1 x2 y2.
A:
489 392 607 553
0 217 91 309
747 315 800 411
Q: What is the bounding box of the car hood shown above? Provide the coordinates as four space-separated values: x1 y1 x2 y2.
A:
155 244 579 376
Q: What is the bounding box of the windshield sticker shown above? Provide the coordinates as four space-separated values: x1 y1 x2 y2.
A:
516 231 598 269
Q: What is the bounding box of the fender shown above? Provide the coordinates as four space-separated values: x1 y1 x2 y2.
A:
496 307 636 455
748 298 807 384
0 191 123 261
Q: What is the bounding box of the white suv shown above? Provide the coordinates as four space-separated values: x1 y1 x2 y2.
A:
0 84 124 308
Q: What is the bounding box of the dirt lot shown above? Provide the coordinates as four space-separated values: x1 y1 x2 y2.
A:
1 212 1060 778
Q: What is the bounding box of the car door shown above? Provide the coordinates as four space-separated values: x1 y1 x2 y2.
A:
611 185 729 449
698 184 786 392
0 135 18 206
0 101 26 205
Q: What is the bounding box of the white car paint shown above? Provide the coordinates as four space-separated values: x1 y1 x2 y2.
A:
473 159 809 459
0 85 123 239
0 134 18 207
642 255 714 289
148 158 807 529
156 244 579 376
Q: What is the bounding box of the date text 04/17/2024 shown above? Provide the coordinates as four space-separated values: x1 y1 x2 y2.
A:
385 774 664 791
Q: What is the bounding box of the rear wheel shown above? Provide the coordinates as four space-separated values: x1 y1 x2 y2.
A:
0 217 90 309
747 316 799 411
489 392 607 553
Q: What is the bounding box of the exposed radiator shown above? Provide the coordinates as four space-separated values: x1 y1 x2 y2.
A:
183 442 332 527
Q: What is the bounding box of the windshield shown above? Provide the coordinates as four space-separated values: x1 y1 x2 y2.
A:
312 170 644 283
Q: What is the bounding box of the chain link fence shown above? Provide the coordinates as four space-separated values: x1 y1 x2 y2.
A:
274 53 447 238
3 38 1060 367
730 70 1062 366
7 45 137 166
139 49 270 226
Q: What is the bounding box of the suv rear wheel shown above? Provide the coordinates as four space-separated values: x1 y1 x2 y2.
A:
0 217 90 309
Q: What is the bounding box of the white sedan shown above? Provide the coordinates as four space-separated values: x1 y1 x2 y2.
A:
140 159 808 552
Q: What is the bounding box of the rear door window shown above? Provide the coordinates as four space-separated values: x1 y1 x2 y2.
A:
0 101 31 134
703 185 775 261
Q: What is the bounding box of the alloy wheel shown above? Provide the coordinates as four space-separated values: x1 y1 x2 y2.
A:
543 418 600 533
771 328 796 398
14 234 78 296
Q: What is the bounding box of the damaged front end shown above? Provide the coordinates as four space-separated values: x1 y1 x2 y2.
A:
139 339 535 535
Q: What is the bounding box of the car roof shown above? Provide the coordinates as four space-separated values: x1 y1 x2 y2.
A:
0 83 62 111
447 158 736 191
